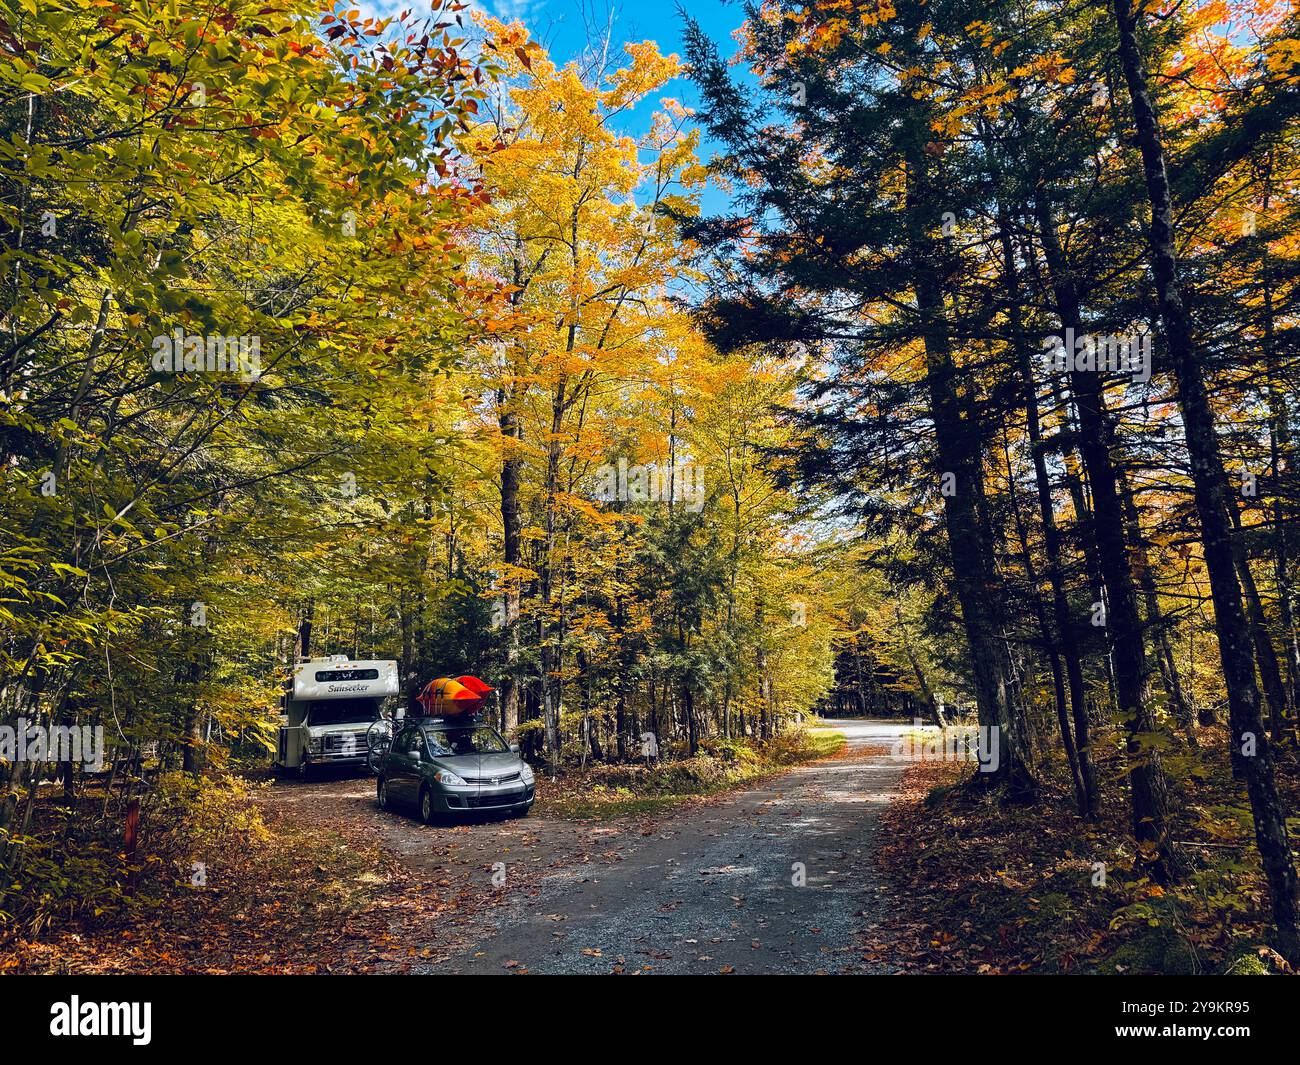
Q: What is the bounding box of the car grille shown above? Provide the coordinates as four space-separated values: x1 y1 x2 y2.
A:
466 789 526 808
447 785 533 810
322 732 367 757
463 771 521 785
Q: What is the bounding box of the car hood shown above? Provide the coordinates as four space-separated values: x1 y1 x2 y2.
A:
308 721 372 735
431 752 522 775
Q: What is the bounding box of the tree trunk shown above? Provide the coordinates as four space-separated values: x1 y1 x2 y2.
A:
1258 174 1300 739
1115 465 1195 738
1034 189 1174 876
181 653 205 776
683 684 698 756
1002 428 1088 813
1227 503 1291 739
296 604 313 660
908 167 1036 802
998 210 1097 815
1111 0 1300 955
498 388 523 734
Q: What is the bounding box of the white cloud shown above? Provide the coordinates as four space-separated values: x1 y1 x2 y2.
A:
489 0 544 22
328 0 547 38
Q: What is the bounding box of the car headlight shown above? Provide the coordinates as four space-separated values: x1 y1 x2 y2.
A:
520 764 534 785
434 769 467 786
306 735 322 754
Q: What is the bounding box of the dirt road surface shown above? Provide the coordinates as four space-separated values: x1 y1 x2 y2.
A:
261 721 913 974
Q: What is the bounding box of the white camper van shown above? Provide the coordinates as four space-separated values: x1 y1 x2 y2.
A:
276 656 400 779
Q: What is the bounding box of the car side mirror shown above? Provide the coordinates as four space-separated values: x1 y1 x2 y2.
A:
410 749 421 761
510 744 520 754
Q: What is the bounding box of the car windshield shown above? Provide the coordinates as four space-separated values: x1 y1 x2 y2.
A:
425 727 509 757
305 698 380 726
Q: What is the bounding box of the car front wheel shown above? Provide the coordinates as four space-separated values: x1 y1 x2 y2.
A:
377 776 389 810
420 786 436 825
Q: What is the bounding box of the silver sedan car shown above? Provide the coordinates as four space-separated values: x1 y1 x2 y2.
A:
376 720 535 823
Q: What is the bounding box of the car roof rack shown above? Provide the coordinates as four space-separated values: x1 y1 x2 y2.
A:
415 713 486 726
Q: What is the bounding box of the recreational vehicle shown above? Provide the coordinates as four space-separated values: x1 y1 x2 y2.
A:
276 655 400 779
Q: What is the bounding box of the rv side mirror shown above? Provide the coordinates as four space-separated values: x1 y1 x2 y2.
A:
510 744 520 754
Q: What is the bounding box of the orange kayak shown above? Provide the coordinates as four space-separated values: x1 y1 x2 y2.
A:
415 675 494 717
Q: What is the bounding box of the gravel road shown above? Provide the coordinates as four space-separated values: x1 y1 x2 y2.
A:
431 720 913 974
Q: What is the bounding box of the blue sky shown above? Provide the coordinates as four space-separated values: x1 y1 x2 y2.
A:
348 0 749 109
348 0 753 214
505 0 749 214
479 0 745 81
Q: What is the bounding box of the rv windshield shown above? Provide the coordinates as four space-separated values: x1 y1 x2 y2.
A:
305 699 381 727
425 727 509 757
